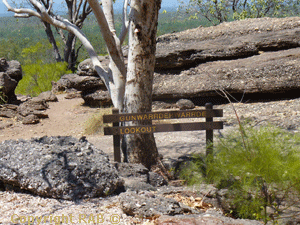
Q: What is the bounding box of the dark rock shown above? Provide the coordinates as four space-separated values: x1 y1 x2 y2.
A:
53 74 105 92
176 99 195 110
0 58 8 72
17 97 48 117
0 72 17 100
38 91 58 102
77 56 109 76
81 89 112 107
149 171 168 187
0 136 124 200
118 191 194 218
0 58 22 102
22 114 39 124
0 104 18 118
115 163 167 191
152 101 176 110
6 60 22 82
116 162 149 178
153 47 300 101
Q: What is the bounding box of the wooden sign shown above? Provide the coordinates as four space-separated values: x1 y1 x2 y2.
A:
103 109 223 123
104 121 223 135
103 103 223 162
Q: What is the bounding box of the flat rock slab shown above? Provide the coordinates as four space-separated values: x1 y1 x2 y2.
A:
0 136 124 200
153 47 300 100
155 17 300 70
152 17 300 101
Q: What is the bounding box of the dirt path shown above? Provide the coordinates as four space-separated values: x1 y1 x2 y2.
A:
0 94 95 140
1 94 299 163
0 94 208 162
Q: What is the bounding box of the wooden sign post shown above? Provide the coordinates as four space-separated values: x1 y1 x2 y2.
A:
103 103 223 162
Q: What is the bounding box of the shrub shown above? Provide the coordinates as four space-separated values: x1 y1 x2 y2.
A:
16 61 71 97
180 125 300 223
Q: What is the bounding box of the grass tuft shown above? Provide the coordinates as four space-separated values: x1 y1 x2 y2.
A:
84 108 112 135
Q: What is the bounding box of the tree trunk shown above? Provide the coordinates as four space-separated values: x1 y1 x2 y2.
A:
64 33 77 71
43 21 62 62
122 0 161 169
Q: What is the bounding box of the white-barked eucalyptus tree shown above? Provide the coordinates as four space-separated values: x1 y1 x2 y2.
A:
3 0 162 169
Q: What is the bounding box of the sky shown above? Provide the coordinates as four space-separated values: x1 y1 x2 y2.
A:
0 0 181 16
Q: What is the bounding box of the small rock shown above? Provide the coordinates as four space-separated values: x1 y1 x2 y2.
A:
0 104 18 118
119 191 193 218
176 99 195 110
22 114 39 124
17 98 49 117
81 89 112 107
38 91 58 102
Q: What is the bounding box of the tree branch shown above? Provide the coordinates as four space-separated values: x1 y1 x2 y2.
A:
4 0 112 90
87 0 126 86
119 0 129 45
3 0 41 18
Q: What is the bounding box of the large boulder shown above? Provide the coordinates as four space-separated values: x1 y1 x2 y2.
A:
81 89 112 107
52 73 108 106
77 56 110 77
0 58 22 103
153 17 300 102
0 136 124 200
52 74 105 92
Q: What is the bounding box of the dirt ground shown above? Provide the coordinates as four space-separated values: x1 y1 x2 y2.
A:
0 94 210 162
1 93 300 163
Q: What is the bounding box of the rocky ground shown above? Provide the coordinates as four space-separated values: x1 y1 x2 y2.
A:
1 93 300 224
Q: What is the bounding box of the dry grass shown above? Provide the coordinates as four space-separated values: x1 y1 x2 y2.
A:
84 108 112 135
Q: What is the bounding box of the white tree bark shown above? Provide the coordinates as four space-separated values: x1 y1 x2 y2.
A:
3 0 162 169
122 0 161 168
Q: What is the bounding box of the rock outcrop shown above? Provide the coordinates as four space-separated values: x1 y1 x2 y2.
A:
0 58 22 103
153 17 300 103
0 136 124 200
51 58 109 107
53 17 300 106
0 91 58 124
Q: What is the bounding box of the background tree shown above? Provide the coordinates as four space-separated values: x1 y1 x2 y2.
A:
11 0 93 71
3 0 161 169
179 0 300 25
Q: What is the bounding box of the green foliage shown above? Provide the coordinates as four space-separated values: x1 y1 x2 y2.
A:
0 86 7 104
16 62 71 97
181 125 300 223
21 41 53 64
180 0 300 25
